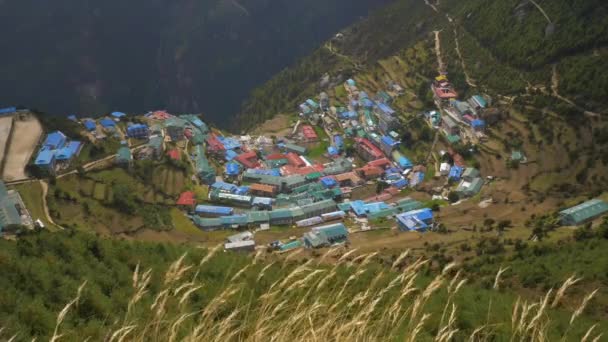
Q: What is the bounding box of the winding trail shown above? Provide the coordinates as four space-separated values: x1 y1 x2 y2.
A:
39 180 65 230
528 0 552 24
453 29 477 87
433 30 445 74
550 64 600 117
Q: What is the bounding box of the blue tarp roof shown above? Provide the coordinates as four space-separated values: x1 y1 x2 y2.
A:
397 157 413 169
361 98 375 108
347 79 356 86
328 146 339 155
225 162 240 176
67 115 77 121
376 103 396 116
44 131 66 149
247 168 281 177
339 111 358 119
100 118 116 127
471 119 486 128
55 141 81 160
35 149 55 165
449 166 464 180
333 135 343 149
83 120 96 131
381 136 398 147
321 177 338 188
195 205 234 216
111 112 126 118
217 136 241 150
394 179 408 189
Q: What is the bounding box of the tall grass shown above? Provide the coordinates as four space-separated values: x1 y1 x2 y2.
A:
22 247 604 341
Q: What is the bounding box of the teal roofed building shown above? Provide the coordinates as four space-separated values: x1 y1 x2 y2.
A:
455 178 484 197
269 209 293 225
148 135 164 159
116 146 132 167
283 143 307 155
303 223 349 248
194 145 216 184
0 181 22 233
559 199 608 226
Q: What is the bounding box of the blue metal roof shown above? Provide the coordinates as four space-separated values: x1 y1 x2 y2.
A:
35 149 55 165
211 181 238 193
225 162 240 176
100 118 116 127
55 141 81 160
328 146 339 155
111 111 126 118
381 136 398 147
0 107 16 115
398 157 413 169
321 177 338 188
396 208 433 231
83 120 96 131
221 215 248 226
235 186 250 195
350 200 390 216
333 135 343 149
347 79 356 86
225 150 239 161
376 103 396 116
44 131 67 149
217 136 241 150
195 205 234 216
449 166 464 181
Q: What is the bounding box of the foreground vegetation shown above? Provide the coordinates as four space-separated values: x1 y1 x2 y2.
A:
0 230 605 341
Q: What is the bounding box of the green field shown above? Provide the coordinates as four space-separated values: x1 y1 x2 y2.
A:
13 182 58 231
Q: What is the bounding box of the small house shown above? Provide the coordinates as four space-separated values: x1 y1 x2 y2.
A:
455 178 484 197
303 223 348 248
396 208 434 232
116 146 132 167
559 199 608 226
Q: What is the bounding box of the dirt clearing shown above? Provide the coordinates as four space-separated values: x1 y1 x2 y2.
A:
2 115 42 181
0 116 14 165
250 113 294 136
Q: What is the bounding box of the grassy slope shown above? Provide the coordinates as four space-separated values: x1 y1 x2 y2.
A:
0 230 605 341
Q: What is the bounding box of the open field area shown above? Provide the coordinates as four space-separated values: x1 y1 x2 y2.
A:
2 115 42 181
250 113 294 136
11 181 58 231
0 116 13 167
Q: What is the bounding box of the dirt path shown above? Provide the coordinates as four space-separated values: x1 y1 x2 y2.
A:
550 64 600 117
39 180 65 230
433 30 445 74
528 0 552 24
324 42 364 70
424 0 439 13
453 29 477 87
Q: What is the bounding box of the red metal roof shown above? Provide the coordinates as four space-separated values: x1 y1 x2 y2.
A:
355 138 384 159
167 149 181 161
176 191 196 206
301 125 318 139
206 134 225 152
286 152 305 167
249 183 276 193
368 158 391 168
265 153 286 160
235 150 259 169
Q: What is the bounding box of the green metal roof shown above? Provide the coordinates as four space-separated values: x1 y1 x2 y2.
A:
284 143 307 155
305 172 323 181
446 134 461 144
247 211 270 224
462 168 480 179
300 199 337 216
270 209 293 220
559 199 608 225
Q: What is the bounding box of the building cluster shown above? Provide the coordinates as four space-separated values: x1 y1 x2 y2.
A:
34 131 83 175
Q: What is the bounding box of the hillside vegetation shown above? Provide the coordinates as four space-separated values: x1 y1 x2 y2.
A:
0 230 606 340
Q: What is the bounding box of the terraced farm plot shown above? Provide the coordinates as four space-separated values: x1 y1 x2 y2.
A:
92 183 107 201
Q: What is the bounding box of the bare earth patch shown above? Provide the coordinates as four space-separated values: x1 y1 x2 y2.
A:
250 113 294 136
0 116 14 164
2 115 42 181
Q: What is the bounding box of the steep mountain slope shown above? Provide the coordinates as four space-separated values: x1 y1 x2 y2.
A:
0 0 392 126
236 0 607 129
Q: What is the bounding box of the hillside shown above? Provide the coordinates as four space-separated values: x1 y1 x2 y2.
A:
0 0 391 127
236 0 607 128
0 230 606 340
